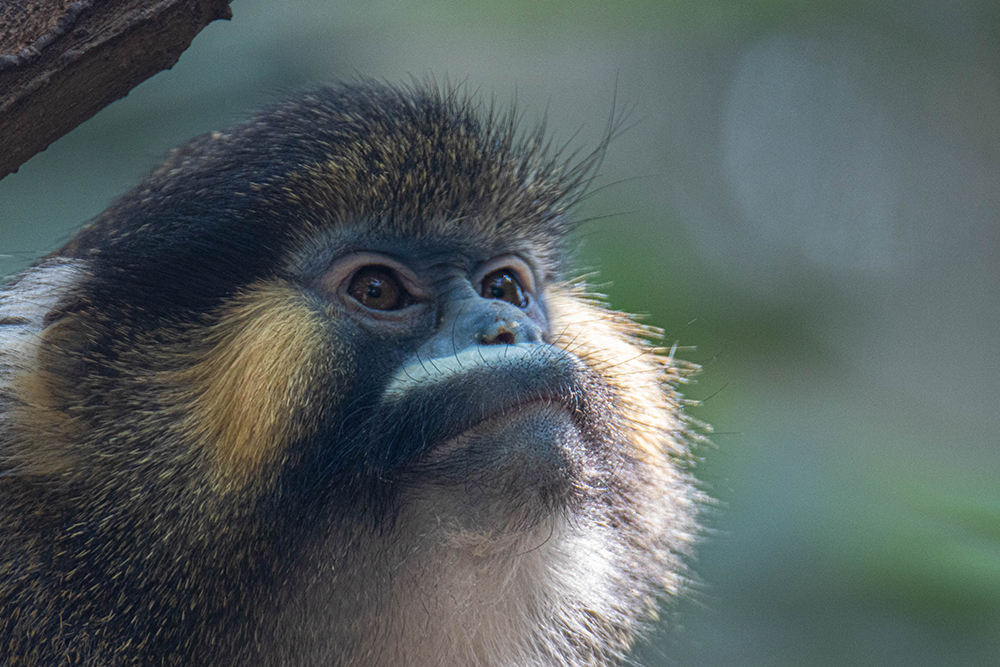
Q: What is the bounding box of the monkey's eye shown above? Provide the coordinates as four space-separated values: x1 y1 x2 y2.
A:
481 269 528 308
347 266 413 311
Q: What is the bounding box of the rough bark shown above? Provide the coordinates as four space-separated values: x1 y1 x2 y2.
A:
0 0 234 180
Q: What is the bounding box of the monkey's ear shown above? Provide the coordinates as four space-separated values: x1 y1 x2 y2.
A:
0 259 92 477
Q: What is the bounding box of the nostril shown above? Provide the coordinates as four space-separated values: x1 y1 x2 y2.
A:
488 330 516 345
482 328 516 345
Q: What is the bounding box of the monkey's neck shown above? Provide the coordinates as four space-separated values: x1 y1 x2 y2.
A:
262 513 630 667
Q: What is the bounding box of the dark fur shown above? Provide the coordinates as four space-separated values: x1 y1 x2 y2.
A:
0 82 701 666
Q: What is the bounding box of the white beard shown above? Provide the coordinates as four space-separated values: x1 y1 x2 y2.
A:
274 508 641 667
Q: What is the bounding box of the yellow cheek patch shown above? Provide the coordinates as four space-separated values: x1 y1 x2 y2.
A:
177 281 344 489
545 284 691 463
6 365 82 477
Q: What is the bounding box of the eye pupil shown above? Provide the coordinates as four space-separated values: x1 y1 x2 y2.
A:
348 267 409 311
482 270 528 308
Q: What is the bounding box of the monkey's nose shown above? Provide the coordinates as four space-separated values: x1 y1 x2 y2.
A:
473 302 544 346
424 299 545 358
479 321 519 346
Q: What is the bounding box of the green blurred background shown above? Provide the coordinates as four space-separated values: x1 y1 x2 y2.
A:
2 1 999 664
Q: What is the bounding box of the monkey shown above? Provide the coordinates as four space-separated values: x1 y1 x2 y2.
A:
0 81 703 666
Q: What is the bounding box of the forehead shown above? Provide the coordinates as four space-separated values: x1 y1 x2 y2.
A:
54 83 583 315
268 95 573 245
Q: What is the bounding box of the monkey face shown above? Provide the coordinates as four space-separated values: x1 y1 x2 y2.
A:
297 236 617 534
0 82 701 667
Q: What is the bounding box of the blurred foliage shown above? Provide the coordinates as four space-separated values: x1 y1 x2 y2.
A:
3 0 1000 665
417 0 860 32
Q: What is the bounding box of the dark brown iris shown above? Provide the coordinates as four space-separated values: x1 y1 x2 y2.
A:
481 269 528 307
347 267 410 310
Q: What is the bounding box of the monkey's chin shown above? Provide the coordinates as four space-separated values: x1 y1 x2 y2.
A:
415 401 584 528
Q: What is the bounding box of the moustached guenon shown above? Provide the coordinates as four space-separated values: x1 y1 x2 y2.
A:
0 81 703 666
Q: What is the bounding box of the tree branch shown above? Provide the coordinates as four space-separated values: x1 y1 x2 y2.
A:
0 0 234 180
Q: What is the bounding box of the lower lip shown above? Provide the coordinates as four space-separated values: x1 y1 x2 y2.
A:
421 399 572 463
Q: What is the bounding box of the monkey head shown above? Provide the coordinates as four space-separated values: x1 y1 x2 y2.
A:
0 82 703 666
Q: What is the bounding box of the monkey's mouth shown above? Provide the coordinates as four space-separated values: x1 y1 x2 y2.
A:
410 397 586 520
419 398 577 464
376 343 591 479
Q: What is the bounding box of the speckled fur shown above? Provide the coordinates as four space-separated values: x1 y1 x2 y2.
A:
0 81 703 666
